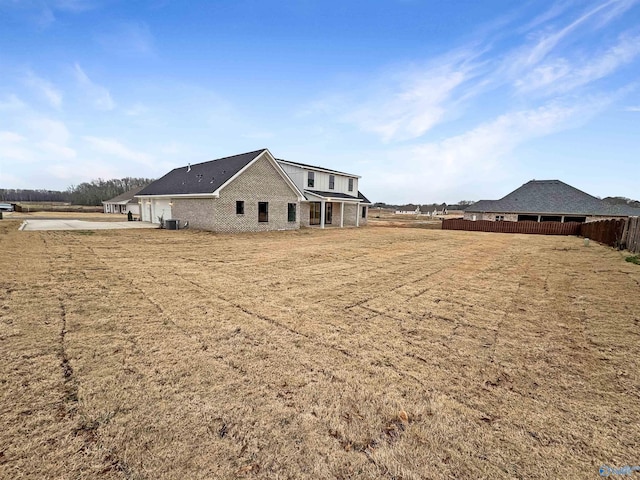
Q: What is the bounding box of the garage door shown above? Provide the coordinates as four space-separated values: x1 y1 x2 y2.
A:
151 199 172 224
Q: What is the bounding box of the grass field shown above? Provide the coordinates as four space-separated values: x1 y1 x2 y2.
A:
1 219 639 479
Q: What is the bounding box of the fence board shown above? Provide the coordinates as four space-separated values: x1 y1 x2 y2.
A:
628 217 640 254
579 219 626 249
441 219 581 235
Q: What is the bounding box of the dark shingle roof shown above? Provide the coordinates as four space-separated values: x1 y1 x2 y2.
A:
358 191 371 204
466 180 640 216
103 186 146 204
137 150 266 196
303 190 371 203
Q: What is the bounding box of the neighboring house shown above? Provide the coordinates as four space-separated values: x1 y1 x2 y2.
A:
135 149 371 232
464 180 640 223
103 186 145 215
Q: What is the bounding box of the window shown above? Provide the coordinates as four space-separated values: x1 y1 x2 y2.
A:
564 216 586 223
540 215 562 222
518 215 539 222
258 202 268 222
495 215 504 221
348 178 354 192
236 201 244 215
329 175 335 190
288 203 296 222
362 206 367 218
308 171 315 188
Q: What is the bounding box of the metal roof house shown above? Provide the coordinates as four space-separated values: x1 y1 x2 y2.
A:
464 180 640 223
135 149 371 232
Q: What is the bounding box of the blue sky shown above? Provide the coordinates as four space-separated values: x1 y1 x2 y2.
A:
1 0 639 204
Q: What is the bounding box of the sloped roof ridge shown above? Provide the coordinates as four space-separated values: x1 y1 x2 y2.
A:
187 149 267 169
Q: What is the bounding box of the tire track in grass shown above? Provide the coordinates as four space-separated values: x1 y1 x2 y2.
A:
44 233 138 479
85 230 535 473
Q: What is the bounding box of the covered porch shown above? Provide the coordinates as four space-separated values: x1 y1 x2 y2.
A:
303 191 368 228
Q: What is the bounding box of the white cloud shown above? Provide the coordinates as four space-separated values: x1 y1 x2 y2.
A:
364 97 612 202
625 105 640 111
25 71 63 108
124 102 148 116
339 51 483 142
0 130 33 162
515 33 640 95
27 116 71 144
83 136 152 165
96 21 155 56
73 63 115 110
0 94 26 110
46 160 118 182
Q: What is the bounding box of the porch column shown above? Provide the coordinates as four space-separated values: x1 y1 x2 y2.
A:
340 202 344 228
320 200 325 229
356 204 360 227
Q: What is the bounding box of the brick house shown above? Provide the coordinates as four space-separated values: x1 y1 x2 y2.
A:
135 149 371 232
464 180 640 223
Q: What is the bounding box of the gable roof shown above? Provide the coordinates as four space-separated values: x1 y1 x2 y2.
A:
137 150 267 197
103 186 146 204
467 180 640 216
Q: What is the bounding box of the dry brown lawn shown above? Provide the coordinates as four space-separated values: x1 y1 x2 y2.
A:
1 219 639 479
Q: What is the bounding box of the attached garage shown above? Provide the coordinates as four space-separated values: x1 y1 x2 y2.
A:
141 198 172 224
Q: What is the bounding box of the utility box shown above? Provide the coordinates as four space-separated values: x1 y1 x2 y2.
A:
165 219 179 230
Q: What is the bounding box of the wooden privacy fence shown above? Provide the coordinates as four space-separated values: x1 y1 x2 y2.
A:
579 219 626 249
580 217 640 254
622 217 640 253
441 219 581 235
442 217 640 253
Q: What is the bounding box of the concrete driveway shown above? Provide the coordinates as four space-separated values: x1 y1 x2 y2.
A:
20 219 157 231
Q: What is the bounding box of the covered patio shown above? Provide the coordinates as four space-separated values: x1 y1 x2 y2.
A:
304 191 369 228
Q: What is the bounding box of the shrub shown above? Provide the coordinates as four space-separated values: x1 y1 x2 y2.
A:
625 255 640 265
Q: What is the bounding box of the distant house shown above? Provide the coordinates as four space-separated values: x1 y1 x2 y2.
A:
102 186 145 216
135 149 371 232
464 180 640 223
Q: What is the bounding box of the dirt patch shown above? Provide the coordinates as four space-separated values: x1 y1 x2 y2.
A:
1 224 638 479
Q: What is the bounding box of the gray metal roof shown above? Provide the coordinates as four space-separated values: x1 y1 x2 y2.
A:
466 180 640 216
136 150 265 196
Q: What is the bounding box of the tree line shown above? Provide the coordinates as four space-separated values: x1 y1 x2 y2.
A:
0 177 154 206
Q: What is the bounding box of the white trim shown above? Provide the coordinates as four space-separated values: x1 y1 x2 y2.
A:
135 193 218 200
276 159 361 179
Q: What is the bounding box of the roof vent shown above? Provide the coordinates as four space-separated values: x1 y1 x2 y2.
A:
187 163 191 172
